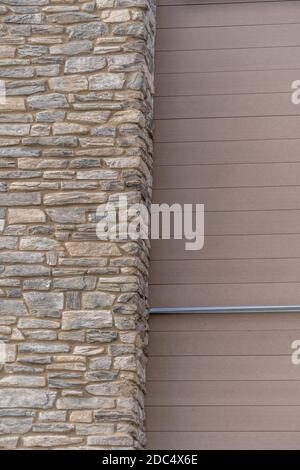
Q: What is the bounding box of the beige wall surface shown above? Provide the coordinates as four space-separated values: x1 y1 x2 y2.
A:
149 0 300 308
147 0 300 451
146 313 300 449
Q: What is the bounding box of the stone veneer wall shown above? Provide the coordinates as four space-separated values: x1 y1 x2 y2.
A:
0 0 155 449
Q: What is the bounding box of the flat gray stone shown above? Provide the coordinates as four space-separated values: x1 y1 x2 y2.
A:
28 93 69 110
0 389 57 409
65 56 106 74
0 299 28 316
0 418 33 435
62 310 112 330
82 292 115 309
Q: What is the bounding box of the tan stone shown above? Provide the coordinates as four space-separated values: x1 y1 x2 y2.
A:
66 241 121 257
30 124 50 137
0 98 25 112
49 75 88 93
0 46 15 58
53 122 89 135
70 411 93 423
102 9 131 22
8 208 46 224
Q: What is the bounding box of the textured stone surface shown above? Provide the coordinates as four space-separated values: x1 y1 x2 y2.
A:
0 389 57 409
62 310 113 330
0 0 154 451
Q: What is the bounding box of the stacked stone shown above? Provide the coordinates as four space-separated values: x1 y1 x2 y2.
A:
0 0 155 449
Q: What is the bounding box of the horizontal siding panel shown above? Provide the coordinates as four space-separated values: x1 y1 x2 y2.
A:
146 381 300 406
154 116 300 143
158 3 300 28
149 330 296 355
152 208 300 234
146 406 300 431
157 0 284 6
151 235 300 261
153 187 300 211
147 356 300 380
154 163 300 188
156 24 300 51
154 140 300 165
150 259 300 284
149 313 300 331
147 431 300 450
150 210 300 236
148 1 300 449
156 48 300 73
155 94 297 120
155 70 300 97
149 284 300 308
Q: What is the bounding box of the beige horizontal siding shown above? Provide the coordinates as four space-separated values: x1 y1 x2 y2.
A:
147 407 300 431
148 355 300 381
150 313 300 331
151 235 300 260
148 1 300 449
146 313 300 448
147 432 300 450
156 48 300 74
155 94 299 119
154 163 300 188
151 1 300 306
149 330 299 355
154 140 300 165
152 187 300 210
151 259 300 284
150 284 300 308
155 70 300 97
157 0 280 5
157 2 300 28
150 210 300 236
155 116 300 142
156 24 300 51
147 381 300 406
